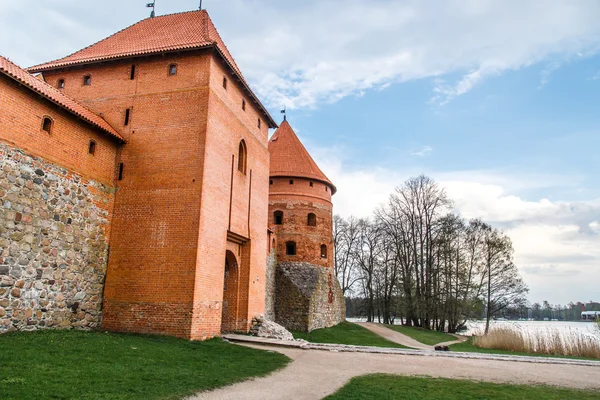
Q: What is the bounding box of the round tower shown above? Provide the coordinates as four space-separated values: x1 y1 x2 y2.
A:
267 119 345 332
268 120 336 268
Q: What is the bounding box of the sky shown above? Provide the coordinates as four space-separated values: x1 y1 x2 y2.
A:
1 0 599 306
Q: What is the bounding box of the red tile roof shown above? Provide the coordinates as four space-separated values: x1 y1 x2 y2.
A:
27 10 276 128
269 120 336 194
0 56 123 141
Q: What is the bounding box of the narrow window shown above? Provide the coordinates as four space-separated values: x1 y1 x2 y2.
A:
57 79 65 89
321 244 327 258
286 241 297 256
169 64 177 76
307 213 317 227
325 186 328 192
269 179 273 185
124 108 131 126
83 75 91 86
88 140 96 155
289 179 294 185
130 65 136 80
258 118 261 129
237 140 247 174
223 76 227 89
242 99 246 111
118 163 124 180
41 117 53 134
309 181 314 187
274 211 283 225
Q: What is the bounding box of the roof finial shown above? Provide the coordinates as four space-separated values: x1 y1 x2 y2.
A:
146 1 156 18
199 0 203 10
281 106 287 122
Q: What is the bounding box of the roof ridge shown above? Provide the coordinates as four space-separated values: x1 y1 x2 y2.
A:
28 10 210 71
0 55 123 141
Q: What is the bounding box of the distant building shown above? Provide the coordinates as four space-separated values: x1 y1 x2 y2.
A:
0 10 343 339
581 311 600 321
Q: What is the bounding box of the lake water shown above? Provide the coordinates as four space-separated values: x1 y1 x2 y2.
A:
348 318 600 343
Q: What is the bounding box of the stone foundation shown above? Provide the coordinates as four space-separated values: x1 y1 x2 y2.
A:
264 250 276 321
0 143 113 332
274 262 345 332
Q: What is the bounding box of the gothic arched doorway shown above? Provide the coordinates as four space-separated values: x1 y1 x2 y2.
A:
221 250 240 333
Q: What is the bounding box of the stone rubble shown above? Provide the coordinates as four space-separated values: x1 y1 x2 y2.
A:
249 315 295 341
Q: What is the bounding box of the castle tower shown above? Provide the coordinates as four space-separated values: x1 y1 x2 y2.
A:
267 120 345 332
28 11 277 340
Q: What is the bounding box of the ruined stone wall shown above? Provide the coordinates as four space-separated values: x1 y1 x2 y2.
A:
275 262 345 332
264 249 276 321
0 142 114 332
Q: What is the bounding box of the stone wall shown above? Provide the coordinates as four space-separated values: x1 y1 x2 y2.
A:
275 262 345 332
264 249 276 321
0 142 114 332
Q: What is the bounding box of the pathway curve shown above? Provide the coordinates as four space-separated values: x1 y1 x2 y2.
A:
356 322 466 350
190 343 600 400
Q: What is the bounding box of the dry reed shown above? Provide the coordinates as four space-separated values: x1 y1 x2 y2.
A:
473 325 600 359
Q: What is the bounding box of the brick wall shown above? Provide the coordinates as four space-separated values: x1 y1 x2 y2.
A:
43 51 270 339
269 177 333 268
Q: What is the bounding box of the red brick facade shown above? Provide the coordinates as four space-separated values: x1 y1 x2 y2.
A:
1 10 340 339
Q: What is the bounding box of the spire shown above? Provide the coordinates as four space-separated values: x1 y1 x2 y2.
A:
269 120 336 194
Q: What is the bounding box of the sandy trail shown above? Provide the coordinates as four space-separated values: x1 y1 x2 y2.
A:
190 343 600 400
356 322 466 350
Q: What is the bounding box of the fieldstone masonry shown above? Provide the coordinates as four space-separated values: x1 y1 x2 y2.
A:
275 262 345 332
0 143 113 332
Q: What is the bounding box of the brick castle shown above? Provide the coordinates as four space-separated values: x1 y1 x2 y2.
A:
0 10 344 339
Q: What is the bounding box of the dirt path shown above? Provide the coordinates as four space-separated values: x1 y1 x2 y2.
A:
191 343 600 400
356 322 466 350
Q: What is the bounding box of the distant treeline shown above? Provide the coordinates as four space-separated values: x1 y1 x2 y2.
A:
345 298 600 322
335 175 528 334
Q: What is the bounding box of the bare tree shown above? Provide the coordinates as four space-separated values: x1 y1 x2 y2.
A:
333 215 361 295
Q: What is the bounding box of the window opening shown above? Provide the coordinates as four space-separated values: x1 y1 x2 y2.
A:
83 75 91 86
223 76 227 89
286 241 297 256
307 213 317 227
289 179 294 185
242 99 246 111
269 179 273 185
130 65 136 80
42 117 53 134
57 79 65 89
124 108 131 126
88 140 96 155
309 181 314 187
274 211 283 225
118 163 124 180
169 64 177 76
258 118 261 129
238 140 247 174
321 244 328 258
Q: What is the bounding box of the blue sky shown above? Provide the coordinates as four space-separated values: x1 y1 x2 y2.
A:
1 0 599 305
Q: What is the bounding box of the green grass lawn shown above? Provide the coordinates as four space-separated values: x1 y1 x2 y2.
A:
449 337 599 361
384 325 457 346
292 321 407 348
0 330 289 400
324 374 600 400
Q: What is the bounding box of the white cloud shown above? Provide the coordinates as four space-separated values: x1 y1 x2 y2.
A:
309 145 600 304
410 146 433 157
3 1 600 108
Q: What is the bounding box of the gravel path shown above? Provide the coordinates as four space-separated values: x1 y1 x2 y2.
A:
190 343 600 400
356 322 467 349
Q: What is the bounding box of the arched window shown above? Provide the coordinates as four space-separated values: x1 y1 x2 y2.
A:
286 241 297 256
307 213 317 226
238 140 247 174
274 211 283 225
57 79 65 89
41 116 53 134
320 244 327 258
83 75 91 86
88 140 96 155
